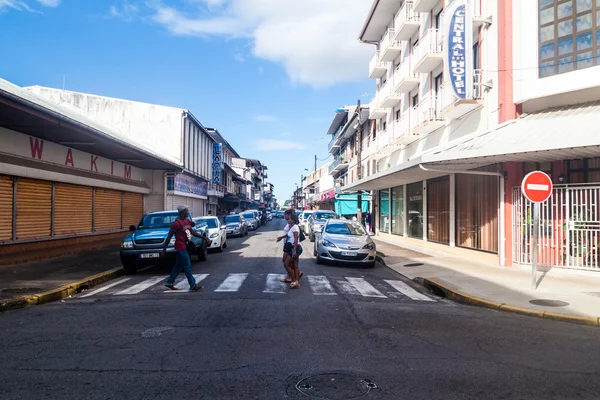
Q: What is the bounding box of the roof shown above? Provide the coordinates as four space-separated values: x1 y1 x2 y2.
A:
205 128 240 158
358 0 398 42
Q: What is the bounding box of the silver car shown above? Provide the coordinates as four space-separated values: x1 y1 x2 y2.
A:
299 210 314 234
241 211 258 230
308 210 338 242
314 219 377 268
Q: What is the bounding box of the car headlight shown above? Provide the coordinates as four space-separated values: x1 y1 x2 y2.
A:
121 241 133 249
169 237 176 246
322 239 336 248
210 233 219 238
362 243 375 250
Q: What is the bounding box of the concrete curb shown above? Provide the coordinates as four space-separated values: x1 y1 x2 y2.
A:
0 267 124 313
422 277 600 328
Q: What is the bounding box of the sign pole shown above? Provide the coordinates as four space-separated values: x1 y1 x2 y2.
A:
531 202 540 291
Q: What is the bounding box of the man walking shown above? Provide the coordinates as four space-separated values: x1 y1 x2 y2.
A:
162 205 209 291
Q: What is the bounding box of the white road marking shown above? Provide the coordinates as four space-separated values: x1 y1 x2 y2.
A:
334 279 362 296
527 183 549 191
346 277 387 298
263 273 287 294
113 276 164 296
80 278 131 298
164 274 210 293
384 280 435 302
307 275 337 296
215 273 249 292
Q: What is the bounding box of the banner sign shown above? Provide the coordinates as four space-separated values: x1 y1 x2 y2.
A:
448 5 467 99
212 143 223 185
174 174 208 197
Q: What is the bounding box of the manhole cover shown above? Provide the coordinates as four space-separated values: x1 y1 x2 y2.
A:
141 326 174 338
404 263 424 267
529 299 570 307
2 287 40 294
296 373 376 399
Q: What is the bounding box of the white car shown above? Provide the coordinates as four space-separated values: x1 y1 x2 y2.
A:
300 210 314 234
193 216 227 252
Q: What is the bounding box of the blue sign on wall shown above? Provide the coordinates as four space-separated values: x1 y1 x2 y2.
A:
448 5 467 100
212 143 223 185
174 174 208 197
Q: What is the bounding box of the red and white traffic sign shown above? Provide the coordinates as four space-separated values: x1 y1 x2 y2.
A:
521 171 553 203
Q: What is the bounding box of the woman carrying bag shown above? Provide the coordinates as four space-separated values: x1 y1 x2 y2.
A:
276 210 303 289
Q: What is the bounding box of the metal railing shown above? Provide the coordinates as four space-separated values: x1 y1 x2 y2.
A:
380 29 399 55
412 28 442 65
395 1 420 30
328 157 349 174
411 96 444 130
369 51 386 75
439 69 484 110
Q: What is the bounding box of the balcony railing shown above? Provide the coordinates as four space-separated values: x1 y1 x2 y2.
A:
394 1 420 42
369 51 387 79
439 69 484 118
329 157 349 174
413 0 439 13
368 95 387 119
380 29 402 62
379 79 402 108
412 28 443 74
411 96 445 134
393 56 420 94
207 183 226 197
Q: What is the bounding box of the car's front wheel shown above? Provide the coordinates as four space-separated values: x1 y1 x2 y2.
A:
316 254 323 265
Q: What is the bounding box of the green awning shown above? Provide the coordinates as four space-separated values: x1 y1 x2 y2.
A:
334 194 369 215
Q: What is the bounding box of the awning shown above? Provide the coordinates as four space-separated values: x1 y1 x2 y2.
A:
335 194 369 215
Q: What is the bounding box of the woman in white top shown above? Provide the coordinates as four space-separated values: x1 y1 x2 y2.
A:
276 209 303 288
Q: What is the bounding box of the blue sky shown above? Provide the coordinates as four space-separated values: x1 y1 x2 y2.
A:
0 0 373 202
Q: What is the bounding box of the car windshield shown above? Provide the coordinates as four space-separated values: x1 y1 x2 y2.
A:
138 213 180 229
196 218 217 229
302 212 313 218
242 213 254 219
225 215 241 223
314 212 337 220
325 222 366 236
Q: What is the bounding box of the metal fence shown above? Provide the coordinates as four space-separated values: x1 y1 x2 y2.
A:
512 184 600 270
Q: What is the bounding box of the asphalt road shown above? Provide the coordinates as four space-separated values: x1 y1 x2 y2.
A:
1 219 600 400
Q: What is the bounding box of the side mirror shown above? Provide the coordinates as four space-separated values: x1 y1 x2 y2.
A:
129 225 136 232
220 225 226 230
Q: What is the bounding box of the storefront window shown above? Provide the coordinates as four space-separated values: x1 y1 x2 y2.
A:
379 189 390 233
391 186 404 236
456 174 498 253
427 177 450 244
407 182 423 239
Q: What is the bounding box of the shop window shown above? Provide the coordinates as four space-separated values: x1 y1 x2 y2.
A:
391 185 405 236
407 182 424 239
379 189 390 233
427 177 450 244
568 157 600 183
167 176 175 191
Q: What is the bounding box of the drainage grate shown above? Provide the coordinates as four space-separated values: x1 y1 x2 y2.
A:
296 373 376 399
529 299 570 307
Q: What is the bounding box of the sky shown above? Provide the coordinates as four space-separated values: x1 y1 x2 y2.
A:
0 0 373 202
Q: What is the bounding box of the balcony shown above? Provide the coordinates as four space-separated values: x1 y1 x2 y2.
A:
443 0 487 29
379 81 402 108
369 51 387 79
393 57 420 94
236 192 247 200
207 183 226 198
329 157 349 174
394 1 420 42
411 96 445 135
439 69 484 119
413 0 439 13
368 95 386 120
380 29 402 62
412 29 443 74
393 114 419 145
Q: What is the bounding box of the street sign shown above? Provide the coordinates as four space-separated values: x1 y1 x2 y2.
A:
521 171 553 291
521 171 552 203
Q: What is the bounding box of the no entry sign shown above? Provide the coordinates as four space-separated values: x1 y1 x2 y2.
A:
522 171 553 203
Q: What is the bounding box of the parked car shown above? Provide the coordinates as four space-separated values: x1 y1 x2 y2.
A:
314 219 376 268
247 210 261 227
120 211 209 274
308 210 339 242
266 212 273 221
193 216 227 252
223 214 249 237
299 210 314 234
242 211 258 230
275 211 284 219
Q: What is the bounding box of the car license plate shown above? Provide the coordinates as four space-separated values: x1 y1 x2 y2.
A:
341 251 358 257
140 253 160 259
226 230 233 234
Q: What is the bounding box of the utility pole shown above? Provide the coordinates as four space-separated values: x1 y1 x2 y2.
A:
356 99 363 225
314 154 317 174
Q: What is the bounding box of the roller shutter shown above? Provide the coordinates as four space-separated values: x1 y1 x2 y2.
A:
94 188 122 232
0 176 13 241
16 178 52 240
54 184 93 236
122 192 143 229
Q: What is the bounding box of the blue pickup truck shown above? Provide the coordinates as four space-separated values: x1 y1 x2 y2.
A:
120 210 209 274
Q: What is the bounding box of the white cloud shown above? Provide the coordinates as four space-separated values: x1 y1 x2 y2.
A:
256 139 304 151
0 0 58 12
147 0 373 88
110 1 139 22
253 114 278 122
35 0 59 6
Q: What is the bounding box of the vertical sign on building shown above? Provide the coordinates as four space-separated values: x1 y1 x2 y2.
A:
212 143 223 185
445 3 473 100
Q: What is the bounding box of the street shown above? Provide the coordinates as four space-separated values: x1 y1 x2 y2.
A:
1 219 600 400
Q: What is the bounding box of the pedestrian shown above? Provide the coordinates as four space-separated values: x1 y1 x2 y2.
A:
276 209 303 289
162 205 211 291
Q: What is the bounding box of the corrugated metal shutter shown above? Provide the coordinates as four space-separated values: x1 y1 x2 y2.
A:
16 178 52 240
144 194 164 214
94 188 122 232
54 183 93 236
122 192 143 229
0 175 13 241
167 195 189 211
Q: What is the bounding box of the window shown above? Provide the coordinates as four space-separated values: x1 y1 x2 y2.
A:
473 42 480 69
379 189 390 233
434 73 443 97
435 9 443 30
412 94 419 108
167 176 175 191
407 182 423 239
382 121 387 131
391 186 404 236
395 109 401 121
538 0 600 77
568 157 600 183
427 177 450 244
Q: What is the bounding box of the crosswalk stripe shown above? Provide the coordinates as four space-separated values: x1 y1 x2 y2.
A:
164 274 210 293
113 276 164 296
80 278 131 298
384 280 435 302
346 277 387 298
307 275 337 296
215 273 248 292
263 273 287 294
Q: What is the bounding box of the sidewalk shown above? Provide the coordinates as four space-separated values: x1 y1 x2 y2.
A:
0 247 123 311
374 237 600 327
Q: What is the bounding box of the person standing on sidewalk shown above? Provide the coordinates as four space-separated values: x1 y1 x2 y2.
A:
162 205 209 291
